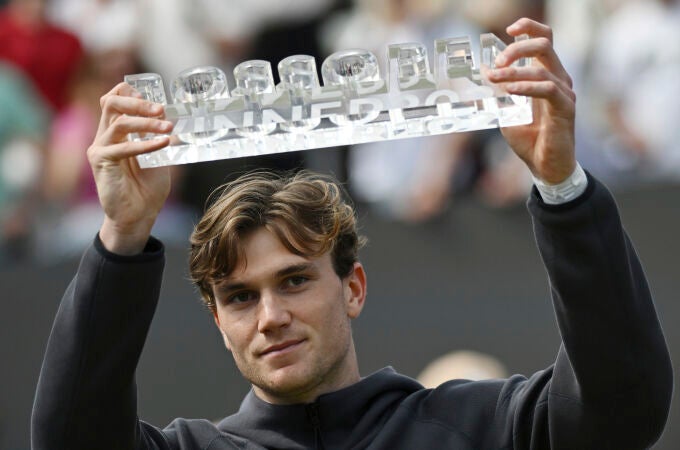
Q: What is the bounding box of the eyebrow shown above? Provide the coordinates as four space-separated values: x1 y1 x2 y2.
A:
276 262 316 278
214 262 317 294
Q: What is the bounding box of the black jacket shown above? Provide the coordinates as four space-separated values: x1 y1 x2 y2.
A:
31 174 673 449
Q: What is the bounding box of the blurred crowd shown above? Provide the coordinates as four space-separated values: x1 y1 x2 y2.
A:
1 0 679 266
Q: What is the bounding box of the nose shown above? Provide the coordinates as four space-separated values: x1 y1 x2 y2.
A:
257 291 292 333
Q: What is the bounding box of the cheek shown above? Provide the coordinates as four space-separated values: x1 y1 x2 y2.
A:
222 326 247 353
220 329 233 351
216 313 251 355
318 297 352 343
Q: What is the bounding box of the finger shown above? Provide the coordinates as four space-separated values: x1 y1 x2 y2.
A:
487 66 575 102
99 83 145 119
89 136 171 163
98 115 174 144
105 82 140 98
100 94 164 123
505 80 575 114
506 17 553 42
98 86 165 136
495 37 572 88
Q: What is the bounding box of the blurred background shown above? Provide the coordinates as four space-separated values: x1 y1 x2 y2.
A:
1 0 678 448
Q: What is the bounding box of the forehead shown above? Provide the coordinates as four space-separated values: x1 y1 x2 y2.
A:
219 226 331 284
241 227 306 268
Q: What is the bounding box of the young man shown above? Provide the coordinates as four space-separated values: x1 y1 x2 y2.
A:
32 18 672 449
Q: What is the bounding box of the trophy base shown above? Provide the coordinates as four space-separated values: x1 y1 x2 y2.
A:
136 96 531 168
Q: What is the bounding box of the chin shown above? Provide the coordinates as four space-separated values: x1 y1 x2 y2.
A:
257 365 323 402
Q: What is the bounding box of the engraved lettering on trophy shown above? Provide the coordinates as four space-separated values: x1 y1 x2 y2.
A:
124 33 534 168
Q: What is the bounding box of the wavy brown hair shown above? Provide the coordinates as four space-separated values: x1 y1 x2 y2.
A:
189 170 366 311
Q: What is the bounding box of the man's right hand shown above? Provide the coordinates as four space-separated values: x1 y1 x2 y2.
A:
88 82 174 255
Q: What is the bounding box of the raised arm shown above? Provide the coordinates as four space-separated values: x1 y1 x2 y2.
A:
489 18 672 448
524 169 672 449
90 83 173 254
31 84 175 449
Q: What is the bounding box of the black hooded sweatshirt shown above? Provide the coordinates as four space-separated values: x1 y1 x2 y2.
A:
31 175 672 449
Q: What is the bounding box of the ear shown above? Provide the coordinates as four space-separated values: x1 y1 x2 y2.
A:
343 262 367 319
213 311 232 352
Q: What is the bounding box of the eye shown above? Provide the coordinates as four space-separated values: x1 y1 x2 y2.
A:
284 275 309 289
227 291 256 304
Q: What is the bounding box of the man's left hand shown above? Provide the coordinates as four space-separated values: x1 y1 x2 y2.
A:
487 18 576 184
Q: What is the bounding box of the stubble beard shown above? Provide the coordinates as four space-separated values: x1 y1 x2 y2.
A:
241 332 354 404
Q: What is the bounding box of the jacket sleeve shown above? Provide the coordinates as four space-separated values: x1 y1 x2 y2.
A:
505 173 673 449
31 235 173 450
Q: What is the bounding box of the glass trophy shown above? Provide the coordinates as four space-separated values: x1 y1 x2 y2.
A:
321 49 381 127
126 33 532 168
171 66 231 144
122 73 167 142
232 60 278 137
278 55 321 132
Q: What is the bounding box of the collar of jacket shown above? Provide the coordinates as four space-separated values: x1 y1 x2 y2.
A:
217 367 423 449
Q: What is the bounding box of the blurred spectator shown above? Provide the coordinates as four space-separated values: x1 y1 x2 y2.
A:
169 0 348 210
321 0 476 221
323 0 478 78
35 56 195 262
584 0 680 185
322 0 536 222
546 0 607 75
417 350 508 388
545 0 607 193
0 62 49 263
133 0 338 82
0 0 83 111
31 2 195 261
44 0 142 91
135 0 240 82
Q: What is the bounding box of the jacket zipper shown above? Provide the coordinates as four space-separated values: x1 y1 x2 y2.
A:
306 403 325 450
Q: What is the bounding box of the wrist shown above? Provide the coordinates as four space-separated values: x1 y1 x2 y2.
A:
532 162 588 205
99 217 155 255
530 158 576 185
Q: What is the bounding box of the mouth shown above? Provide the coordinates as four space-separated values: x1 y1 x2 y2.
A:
260 339 306 357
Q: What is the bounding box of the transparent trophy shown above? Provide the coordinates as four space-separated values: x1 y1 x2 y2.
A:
171 66 230 144
125 33 532 168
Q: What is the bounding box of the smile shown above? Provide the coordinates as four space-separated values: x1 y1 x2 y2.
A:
260 339 306 357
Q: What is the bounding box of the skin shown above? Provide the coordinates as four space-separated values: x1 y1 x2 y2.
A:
488 18 577 185
89 17 576 402
211 227 367 404
90 83 173 255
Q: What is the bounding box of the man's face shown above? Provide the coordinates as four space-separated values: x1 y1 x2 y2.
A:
212 226 366 404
